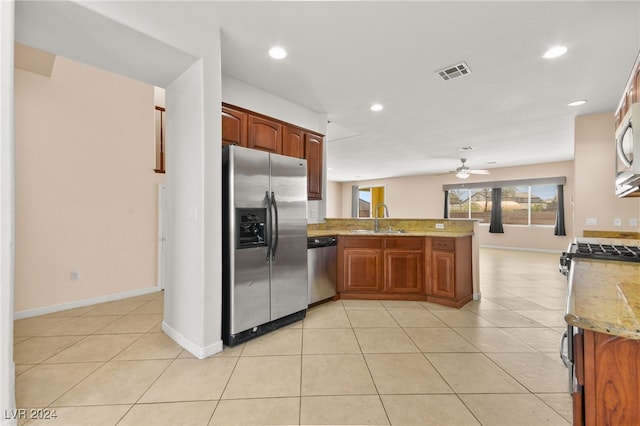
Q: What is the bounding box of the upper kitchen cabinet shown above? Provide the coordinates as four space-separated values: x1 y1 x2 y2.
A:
221 103 324 200
282 125 305 159
248 115 282 154
222 104 247 147
305 132 323 200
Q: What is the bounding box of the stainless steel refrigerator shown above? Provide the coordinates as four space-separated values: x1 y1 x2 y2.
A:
222 145 308 346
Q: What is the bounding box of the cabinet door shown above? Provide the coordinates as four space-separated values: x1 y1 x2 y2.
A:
583 330 640 425
305 133 323 200
384 250 423 293
431 251 456 299
282 125 305 159
222 105 247 147
341 248 383 292
248 115 282 153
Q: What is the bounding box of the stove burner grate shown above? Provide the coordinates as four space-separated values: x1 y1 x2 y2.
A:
573 242 640 261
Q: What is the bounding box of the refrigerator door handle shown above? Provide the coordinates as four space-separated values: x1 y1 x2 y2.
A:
265 191 272 261
271 191 279 260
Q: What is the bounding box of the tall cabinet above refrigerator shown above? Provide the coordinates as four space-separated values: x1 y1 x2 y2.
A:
222 145 308 346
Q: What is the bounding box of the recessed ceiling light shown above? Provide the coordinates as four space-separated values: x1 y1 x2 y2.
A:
568 99 587 107
370 103 383 112
268 46 287 60
543 46 568 59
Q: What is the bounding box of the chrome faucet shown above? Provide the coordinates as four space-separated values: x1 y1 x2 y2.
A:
374 203 389 232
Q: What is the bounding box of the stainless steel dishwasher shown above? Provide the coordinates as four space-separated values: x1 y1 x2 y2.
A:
307 236 337 305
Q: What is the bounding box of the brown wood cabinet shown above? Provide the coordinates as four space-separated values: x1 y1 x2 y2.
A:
615 53 640 128
248 115 282 153
221 103 324 200
574 329 640 426
384 237 424 294
305 133 323 200
338 236 384 294
282 125 305 159
222 105 247 147
338 236 425 300
426 236 472 308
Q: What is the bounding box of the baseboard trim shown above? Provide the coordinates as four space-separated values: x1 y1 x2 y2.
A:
13 286 161 320
479 244 563 254
162 321 223 359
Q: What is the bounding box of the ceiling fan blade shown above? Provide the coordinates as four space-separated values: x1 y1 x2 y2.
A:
469 169 490 174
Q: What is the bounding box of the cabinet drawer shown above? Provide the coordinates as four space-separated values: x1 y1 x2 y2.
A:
385 237 423 250
432 238 455 251
341 236 383 249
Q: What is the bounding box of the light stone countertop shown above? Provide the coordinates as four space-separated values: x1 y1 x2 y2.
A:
565 258 640 339
307 229 474 238
307 218 476 239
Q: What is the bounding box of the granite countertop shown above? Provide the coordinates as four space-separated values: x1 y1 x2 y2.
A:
565 258 640 340
308 229 474 238
308 218 476 239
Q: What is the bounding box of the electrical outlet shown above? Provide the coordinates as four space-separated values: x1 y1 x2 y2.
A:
631 218 638 227
614 218 622 227
586 218 597 226
435 223 445 229
70 270 80 281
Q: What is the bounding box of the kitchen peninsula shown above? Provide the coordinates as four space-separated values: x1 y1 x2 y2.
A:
564 255 640 425
308 219 479 308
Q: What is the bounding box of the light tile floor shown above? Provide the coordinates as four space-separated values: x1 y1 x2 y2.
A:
14 248 571 425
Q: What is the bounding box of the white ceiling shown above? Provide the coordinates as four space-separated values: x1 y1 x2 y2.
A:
15 1 640 182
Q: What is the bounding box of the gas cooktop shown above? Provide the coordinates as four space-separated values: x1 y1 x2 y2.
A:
568 242 640 262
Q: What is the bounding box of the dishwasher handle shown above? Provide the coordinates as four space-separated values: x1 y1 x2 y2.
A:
308 236 337 249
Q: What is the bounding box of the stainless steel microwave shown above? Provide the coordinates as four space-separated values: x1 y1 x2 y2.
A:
615 102 640 197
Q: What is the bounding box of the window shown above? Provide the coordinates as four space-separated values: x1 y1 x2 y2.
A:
502 185 558 225
352 185 385 218
448 187 492 222
445 178 563 227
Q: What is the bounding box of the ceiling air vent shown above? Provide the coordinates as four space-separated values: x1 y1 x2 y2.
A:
436 62 471 81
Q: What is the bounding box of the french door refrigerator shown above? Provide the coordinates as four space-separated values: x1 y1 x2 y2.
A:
222 145 308 346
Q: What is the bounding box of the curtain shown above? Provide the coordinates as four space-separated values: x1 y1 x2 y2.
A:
351 185 359 218
489 187 504 233
443 190 449 218
554 185 566 236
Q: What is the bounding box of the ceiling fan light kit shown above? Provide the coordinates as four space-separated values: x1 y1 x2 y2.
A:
456 170 471 179
453 158 489 179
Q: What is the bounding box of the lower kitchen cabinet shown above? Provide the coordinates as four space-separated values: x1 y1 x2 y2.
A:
337 236 425 300
338 236 383 294
384 237 424 294
337 234 472 306
427 236 472 308
574 329 640 425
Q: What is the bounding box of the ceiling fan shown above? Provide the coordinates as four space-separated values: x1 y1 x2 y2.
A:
451 158 490 179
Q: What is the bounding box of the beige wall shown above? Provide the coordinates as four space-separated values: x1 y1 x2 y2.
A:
15 56 163 314
332 160 574 251
574 112 640 236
